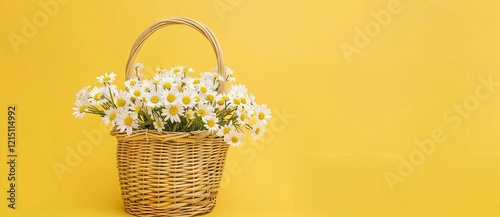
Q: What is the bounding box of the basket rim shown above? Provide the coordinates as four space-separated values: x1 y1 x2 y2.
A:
110 129 224 141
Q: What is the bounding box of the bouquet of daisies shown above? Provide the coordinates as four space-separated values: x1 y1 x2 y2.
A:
72 64 271 146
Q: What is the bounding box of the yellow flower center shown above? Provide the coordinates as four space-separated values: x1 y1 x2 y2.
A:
109 113 116 121
153 79 160 84
240 114 245 121
223 127 230 134
231 136 238 143
207 94 215 102
198 109 206 117
79 105 86 113
124 116 133 126
178 86 184 92
255 128 260 135
233 98 240 105
182 96 191 105
134 106 141 113
186 111 193 119
167 94 176 103
133 90 141 97
195 95 201 102
163 82 171 89
201 86 207 93
169 106 178 115
241 98 247 104
259 112 265 120
222 95 229 101
93 93 101 101
145 86 151 91
193 79 200 84
151 96 159 104
116 98 126 107
217 99 224 106
207 119 215 127
130 80 136 86
173 68 181 73
103 76 111 82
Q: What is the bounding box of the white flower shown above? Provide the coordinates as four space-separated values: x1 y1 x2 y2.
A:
203 115 219 133
179 90 196 108
128 85 145 100
114 91 130 109
255 104 272 124
164 88 180 105
196 104 214 119
140 80 153 92
125 78 139 90
135 63 144 71
129 100 143 114
162 103 184 123
97 72 117 84
251 122 266 140
217 122 235 137
224 131 244 146
76 86 90 101
103 108 120 126
89 87 107 105
116 111 139 135
236 109 249 125
203 90 217 103
145 90 165 108
185 109 195 120
230 84 247 96
153 119 164 132
72 99 89 119
159 77 178 90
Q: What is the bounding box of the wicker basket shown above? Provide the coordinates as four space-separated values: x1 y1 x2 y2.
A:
111 17 230 217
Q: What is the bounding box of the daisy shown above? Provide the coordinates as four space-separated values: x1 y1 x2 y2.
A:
129 100 143 114
251 122 266 140
185 109 195 120
196 104 214 119
89 87 107 105
145 90 165 108
153 118 165 132
171 66 184 74
217 122 235 137
230 84 247 96
125 78 139 89
179 90 196 108
72 99 89 119
114 91 130 109
204 90 217 103
141 80 154 92
159 77 177 90
162 103 184 123
103 108 120 125
135 63 144 71
96 72 117 84
224 131 244 146
164 88 180 105
203 115 219 133
116 111 138 135
76 86 90 101
128 85 145 101
236 109 249 125
254 104 272 124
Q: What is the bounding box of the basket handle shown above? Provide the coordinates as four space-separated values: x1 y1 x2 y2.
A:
125 17 226 93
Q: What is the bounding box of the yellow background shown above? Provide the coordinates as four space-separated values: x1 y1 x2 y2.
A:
1 0 500 216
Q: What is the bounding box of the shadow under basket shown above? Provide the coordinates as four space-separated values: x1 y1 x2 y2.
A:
111 130 229 217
